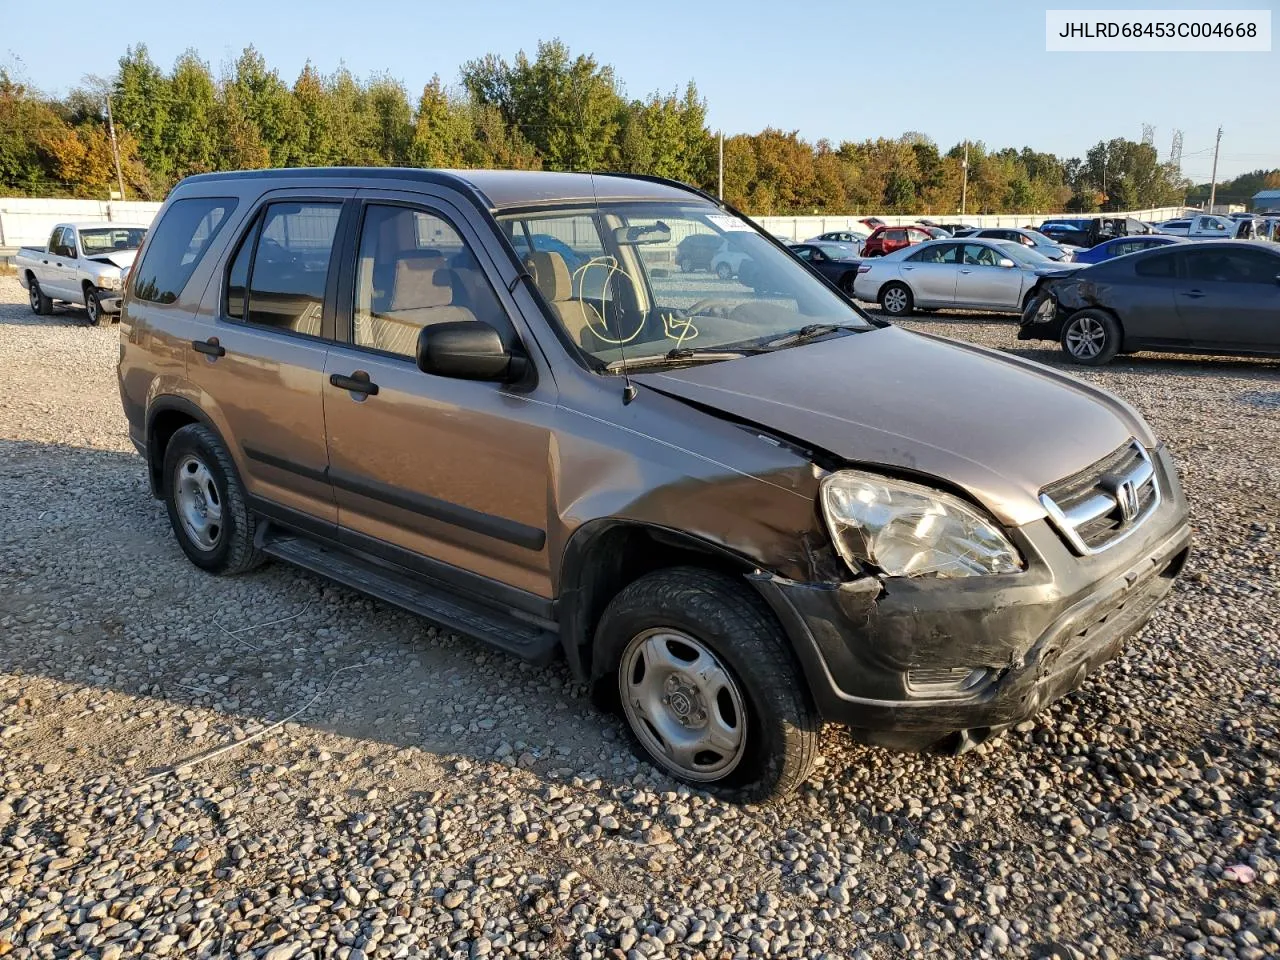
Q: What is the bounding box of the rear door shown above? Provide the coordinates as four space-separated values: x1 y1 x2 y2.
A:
186 188 352 528
1173 247 1280 351
322 188 560 601
955 243 1023 308
900 242 960 306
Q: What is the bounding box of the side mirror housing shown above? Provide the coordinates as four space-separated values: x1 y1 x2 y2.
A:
998 258 1016 268
416 321 527 382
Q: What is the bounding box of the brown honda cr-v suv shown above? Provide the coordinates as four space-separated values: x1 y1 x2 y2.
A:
118 168 1191 800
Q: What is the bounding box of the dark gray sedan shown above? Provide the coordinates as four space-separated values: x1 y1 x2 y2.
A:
1019 241 1280 365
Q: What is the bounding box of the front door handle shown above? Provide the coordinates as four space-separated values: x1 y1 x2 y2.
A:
191 338 226 358
960 268 973 274
1181 290 1206 299
330 371 380 397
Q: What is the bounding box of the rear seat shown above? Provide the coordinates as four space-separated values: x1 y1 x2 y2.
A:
356 255 477 356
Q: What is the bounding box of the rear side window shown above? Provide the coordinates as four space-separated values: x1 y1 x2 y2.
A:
1135 252 1176 278
1182 248 1280 284
132 197 237 304
225 201 342 336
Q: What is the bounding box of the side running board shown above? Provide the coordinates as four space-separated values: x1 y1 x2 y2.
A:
258 527 560 666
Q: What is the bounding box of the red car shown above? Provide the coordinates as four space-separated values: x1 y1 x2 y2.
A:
862 225 933 257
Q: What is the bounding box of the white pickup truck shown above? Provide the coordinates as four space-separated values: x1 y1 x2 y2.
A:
1153 214 1238 241
15 222 149 325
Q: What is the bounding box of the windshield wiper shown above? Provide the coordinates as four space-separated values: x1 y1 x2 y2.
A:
604 347 752 372
763 323 863 349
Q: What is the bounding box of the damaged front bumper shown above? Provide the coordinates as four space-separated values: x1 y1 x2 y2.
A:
750 446 1192 752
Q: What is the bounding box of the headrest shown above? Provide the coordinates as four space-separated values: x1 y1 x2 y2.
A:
526 251 573 301
392 255 452 309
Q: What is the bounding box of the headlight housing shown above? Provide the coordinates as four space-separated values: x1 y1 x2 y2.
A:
821 470 1023 579
98 274 122 290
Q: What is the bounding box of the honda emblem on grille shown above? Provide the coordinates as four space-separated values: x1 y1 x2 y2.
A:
1115 479 1140 524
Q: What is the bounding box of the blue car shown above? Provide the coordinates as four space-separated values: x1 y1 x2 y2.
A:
1072 234 1185 265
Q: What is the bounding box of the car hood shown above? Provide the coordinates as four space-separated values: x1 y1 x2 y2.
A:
87 251 138 270
633 326 1154 526
1034 262 1084 276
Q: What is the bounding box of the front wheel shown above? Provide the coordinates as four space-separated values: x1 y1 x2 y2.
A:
85 288 108 326
1061 309 1121 365
879 282 914 317
596 567 819 802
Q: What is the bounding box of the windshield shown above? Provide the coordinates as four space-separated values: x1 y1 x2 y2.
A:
995 241 1050 265
497 201 874 371
78 227 146 255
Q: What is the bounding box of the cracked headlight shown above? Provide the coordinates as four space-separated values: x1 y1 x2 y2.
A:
821 470 1023 579
98 274 122 290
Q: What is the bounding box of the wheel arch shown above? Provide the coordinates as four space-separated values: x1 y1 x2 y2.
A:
145 396 223 499
558 519 763 682
877 277 912 302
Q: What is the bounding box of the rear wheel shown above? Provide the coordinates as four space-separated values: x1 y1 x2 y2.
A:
1060 309 1121 366
28 275 52 315
162 423 265 575
596 567 819 802
880 282 914 317
715 262 733 280
839 272 857 295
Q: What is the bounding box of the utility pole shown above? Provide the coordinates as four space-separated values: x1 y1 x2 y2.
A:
1207 126 1223 212
718 131 724 201
960 141 969 216
105 92 126 204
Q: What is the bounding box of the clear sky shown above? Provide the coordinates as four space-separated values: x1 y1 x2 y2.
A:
4 0 1276 183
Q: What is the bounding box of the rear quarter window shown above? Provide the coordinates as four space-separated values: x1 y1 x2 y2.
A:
131 197 238 304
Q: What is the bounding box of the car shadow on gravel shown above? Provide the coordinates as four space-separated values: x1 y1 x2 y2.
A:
0 305 97 328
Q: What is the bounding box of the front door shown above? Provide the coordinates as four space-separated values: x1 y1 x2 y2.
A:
900 242 961 306
185 189 352 527
47 227 78 298
954 243 1025 309
1174 247 1280 352
322 191 559 600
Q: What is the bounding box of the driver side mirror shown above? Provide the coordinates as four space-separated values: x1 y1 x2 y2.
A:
998 258 1016 268
416 321 528 382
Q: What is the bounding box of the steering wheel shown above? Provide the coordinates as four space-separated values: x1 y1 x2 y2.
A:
680 298 736 318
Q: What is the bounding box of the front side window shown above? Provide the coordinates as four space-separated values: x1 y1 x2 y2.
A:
963 243 1003 266
885 229 907 243
53 227 76 258
225 201 340 335
1135 252 1176 278
497 202 873 370
133 197 237 304
1182 248 1280 284
353 204 510 358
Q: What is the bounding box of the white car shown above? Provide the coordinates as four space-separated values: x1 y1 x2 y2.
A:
852 237 1083 317
1155 214 1238 240
710 238 754 280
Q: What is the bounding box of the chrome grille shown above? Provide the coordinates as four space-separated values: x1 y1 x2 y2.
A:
1040 441 1159 555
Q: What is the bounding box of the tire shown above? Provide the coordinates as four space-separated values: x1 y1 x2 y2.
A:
162 423 265 575
839 273 857 295
28 275 52 315
1060 309 1121 366
85 287 108 326
595 567 819 802
676 257 691 273
715 262 733 281
879 282 914 317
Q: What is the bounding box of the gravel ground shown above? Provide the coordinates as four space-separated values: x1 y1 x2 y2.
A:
1 273 1278 960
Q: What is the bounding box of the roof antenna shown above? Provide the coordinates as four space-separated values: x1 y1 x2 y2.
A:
588 171 638 404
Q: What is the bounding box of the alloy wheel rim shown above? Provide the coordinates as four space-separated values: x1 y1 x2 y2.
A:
619 628 748 781
885 288 907 313
29 284 39 310
174 454 223 551
87 296 98 322
1065 316 1104 358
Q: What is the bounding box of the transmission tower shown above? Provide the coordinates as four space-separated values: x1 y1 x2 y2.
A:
1142 123 1155 147
1170 129 1184 176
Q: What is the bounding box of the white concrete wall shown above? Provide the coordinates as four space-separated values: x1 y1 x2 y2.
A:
0 196 1193 249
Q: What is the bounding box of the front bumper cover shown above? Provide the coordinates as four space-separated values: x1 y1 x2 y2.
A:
751 445 1191 751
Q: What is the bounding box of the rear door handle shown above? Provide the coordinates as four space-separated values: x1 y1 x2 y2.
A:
330 371 380 397
960 269 973 274
191 338 226 358
1181 290 1206 299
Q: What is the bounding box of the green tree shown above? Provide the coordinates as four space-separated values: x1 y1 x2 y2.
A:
166 51 218 179
113 45 172 181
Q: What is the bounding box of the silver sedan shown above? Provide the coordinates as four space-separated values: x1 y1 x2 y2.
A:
852 238 1083 317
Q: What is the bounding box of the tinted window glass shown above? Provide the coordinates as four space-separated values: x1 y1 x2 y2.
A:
225 216 258 321
354 204 510 358
910 243 960 264
1135 252 1176 278
885 229 907 242
132 197 237 304
243 202 341 335
1183 248 1280 284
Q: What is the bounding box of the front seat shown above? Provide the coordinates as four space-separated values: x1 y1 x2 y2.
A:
526 251 603 346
